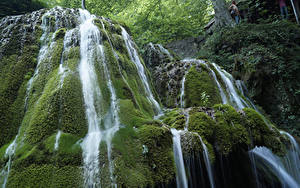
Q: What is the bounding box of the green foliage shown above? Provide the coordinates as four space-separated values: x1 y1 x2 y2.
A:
0 0 45 18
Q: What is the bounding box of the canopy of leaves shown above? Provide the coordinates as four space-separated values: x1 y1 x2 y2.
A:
0 0 44 18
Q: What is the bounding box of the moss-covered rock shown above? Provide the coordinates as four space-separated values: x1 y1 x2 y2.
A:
137 125 175 185
185 66 222 107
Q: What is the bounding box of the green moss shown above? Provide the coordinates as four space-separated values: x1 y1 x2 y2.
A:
188 112 215 141
243 108 285 155
61 73 87 137
162 109 186 130
185 66 222 107
112 126 152 187
137 125 175 184
54 28 66 41
6 164 83 188
119 99 152 128
0 42 40 147
213 104 250 155
24 71 60 144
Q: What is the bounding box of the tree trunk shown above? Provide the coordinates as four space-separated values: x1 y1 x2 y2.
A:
211 0 235 28
82 0 86 9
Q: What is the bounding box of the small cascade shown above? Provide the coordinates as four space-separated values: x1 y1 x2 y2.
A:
211 63 247 110
157 44 173 60
180 74 187 108
196 134 215 188
235 80 259 111
98 33 120 187
24 11 52 110
0 128 21 188
202 64 227 104
78 9 103 187
54 130 62 151
171 128 188 188
250 146 300 187
280 131 300 184
121 27 161 114
183 110 190 131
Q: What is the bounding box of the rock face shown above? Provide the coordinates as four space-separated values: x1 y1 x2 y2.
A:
0 7 299 188
165 36 205 59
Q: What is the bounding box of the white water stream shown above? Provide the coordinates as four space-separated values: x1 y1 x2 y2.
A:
196 134 215 188
171 128 188 188
121 27 161 114
251 146 299 188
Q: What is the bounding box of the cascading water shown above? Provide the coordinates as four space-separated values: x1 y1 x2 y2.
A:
211 63 248 110
54 130 62 151
121 27 161 114
157 44 173 60
180 74 187 108
78 9 103 187
250 146 299 188
196 134 215 188
98 33 120 187
171 128 188 188
0 131 19 188
79 9 122 187
280 131 300 184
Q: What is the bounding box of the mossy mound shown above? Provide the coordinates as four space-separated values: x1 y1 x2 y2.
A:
184 66 222 107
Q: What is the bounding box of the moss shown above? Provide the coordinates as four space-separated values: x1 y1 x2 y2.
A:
0 42 40 147
119 99 152 128
162 109 186 130
24 70 61 144
54 28 66 41
60 73 87 137
185 66 222 107
6 164 83 188
243 108 286 155
213 104 250 155
112 126 152 187
137 125 175 185
188 112 216 141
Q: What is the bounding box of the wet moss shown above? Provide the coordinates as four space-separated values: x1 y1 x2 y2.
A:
112 126 152 187
54 28 66 41
61 74 87 137
137 125 175 185
0 43 40 147
162 109 186 130
6 164 83 188
243 108 286 155
188 112 216 141
213 104 250 155
185 66 222 107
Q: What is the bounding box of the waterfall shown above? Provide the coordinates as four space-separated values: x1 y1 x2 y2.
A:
211 63 247 110
250 146 299 187
157 44 173 60
280 131 300 184
196 134 215 188
121 27 161 114
180 74 187 108
54 130 62 151
79 9 121 187
98 33 120 187
171 128 188 188
24 11 52 110
0 133 18 188
78 9 103 187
